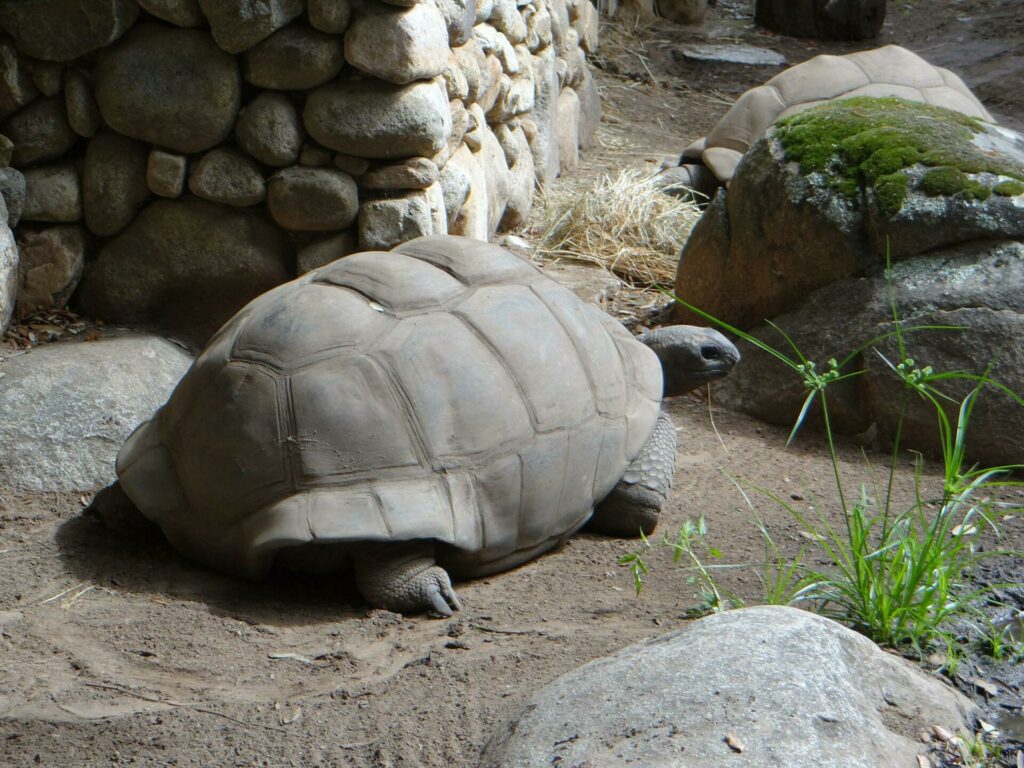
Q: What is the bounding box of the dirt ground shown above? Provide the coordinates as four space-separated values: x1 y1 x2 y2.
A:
3 2 1024 766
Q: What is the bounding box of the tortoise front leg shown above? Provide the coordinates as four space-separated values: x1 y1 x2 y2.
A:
588 410 677 538
353 541 463 617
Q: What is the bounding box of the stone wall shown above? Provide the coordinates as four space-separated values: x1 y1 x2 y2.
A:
0 0 601 343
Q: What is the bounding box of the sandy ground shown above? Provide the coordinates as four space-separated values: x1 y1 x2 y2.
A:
2 1 1024 766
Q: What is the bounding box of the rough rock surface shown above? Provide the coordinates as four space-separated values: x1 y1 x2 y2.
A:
357 192 437 248
0 334 192 492
136 0 205 28
481 606 977 768
197 0 305 54
83 131 149 236
63 68 101 138
717 240 1024 467
147 150 187 198
14 224 86 316
21 164 82 223
75 198 293 344
235 92 304 168
267 167 358 230
4 97 78 167
0 0 139 62
345 2 450 85
188 148 266 207
0 166 27 226
0 212 15 332
674 107 1024 329
94 24 241 154
305 78 453 159
242 23 345 90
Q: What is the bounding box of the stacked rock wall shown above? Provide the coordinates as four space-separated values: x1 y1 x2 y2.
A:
0 0 601 343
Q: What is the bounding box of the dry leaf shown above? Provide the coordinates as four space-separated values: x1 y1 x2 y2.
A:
931 724 954 743
973 678 999 697
916 755 930 768
724 733 744 753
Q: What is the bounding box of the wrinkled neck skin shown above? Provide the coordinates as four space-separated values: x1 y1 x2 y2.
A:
639 325 740 397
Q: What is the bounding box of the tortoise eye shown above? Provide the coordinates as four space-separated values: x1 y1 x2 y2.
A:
700 345 722 360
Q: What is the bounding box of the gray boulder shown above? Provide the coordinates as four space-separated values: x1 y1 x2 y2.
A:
0 0 138 62
717 240 1024 467
0 212 15 332
188 147 266 206
242 22 345 90
0 39 39 118
75 198 292 344
308 0 353 34
4 96 78 167
481 606 977 768
64 68 101 138
344 2 450 85
235 92 304 168
147 149 187 198
267 167 358 230
82 131 149 236
197 0 304 54
14 224 86 316
525 45 560 186
305 78 452 159
94 24 241 154
674 100 1024 330
21 163 82 223
358 192 437 249
0 334 192 492
0 166 26 226
295 229 357 273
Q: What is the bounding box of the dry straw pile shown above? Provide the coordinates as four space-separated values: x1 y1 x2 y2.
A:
538 167 703 287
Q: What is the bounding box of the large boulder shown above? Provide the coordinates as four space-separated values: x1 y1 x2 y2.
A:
344 2 450 85
0 334 192 492
481 606 977 768
0 0 138 62
242 22 345 90
82 131 150 236
716 240 1024 467
673 98 1024 329
75 197 293 345
94 24 241 154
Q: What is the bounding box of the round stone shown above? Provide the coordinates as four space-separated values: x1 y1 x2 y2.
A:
344 2 449 85
242 22 345 90
309 0 353 33
64 68 100 138
197 0 304 54
267 167 358 230
188 147 266 206
94 24 241 154
4 97 78 167
0 0 138 62
21 163 82 223
304 78 451 159
83 131 150 236
235 92 304 167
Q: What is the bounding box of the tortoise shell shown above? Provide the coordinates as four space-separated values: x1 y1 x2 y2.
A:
682 45 993 186
116 236 662 578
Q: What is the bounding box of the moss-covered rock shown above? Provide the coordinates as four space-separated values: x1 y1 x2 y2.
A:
774 97 1024 215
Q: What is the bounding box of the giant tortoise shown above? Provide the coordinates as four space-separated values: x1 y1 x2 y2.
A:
91 236 739 615
661 45 993 200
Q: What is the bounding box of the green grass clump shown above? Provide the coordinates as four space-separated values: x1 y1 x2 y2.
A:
774 97 1024 215
994 179 1024 197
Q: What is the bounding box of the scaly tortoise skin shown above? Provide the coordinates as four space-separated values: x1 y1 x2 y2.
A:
98 235 738 615
662 45 993 199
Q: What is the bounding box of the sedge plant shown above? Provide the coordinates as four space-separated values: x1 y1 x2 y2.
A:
624 265 1024 653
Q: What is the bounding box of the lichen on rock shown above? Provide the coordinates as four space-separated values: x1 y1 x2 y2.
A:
774 97 1024 216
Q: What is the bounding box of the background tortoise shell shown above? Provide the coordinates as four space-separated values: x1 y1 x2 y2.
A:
682 45 994 187
116 236 662 579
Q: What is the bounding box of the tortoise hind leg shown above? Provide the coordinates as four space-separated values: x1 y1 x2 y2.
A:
354 541 463 617
588 411 677 538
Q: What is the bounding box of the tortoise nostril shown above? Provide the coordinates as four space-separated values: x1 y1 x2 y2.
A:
700 345 721 360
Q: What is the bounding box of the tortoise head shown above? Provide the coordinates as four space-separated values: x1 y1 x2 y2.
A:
639 325 740 397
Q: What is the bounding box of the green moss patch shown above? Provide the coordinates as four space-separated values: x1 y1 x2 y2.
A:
994 179 1024 197
774 97 1024 215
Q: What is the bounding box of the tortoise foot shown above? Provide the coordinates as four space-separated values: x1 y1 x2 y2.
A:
355 543 462 617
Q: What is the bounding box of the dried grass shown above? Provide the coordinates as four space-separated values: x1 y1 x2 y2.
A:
537 166 702 287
